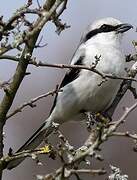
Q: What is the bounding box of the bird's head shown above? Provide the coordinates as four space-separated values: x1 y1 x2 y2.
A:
81 17 133 45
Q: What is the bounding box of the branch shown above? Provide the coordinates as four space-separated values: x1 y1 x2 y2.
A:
0 145 53 171
29 60 137 82
0 0 67 144
0 56 136 83
56 0 68 18
6 87 60 119
108 165 128 180
49 101 137 179
70 168 106 176
112 131 137 141
0 55 19 62
4 8 41 31
104 61 137 117
0 2 41 34
0 0 67 56
0 45 13 56
110 101 137 129
0 0 68 177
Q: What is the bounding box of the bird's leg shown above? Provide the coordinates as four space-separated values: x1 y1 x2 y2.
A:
84 112 105 131
83 111 112 132
83 112 96 131
94 113 109 142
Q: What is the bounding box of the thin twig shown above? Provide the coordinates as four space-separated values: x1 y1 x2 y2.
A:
70 168 106 176
30 60 137 82
0 55 19 62
1 56 136 82
112 131 137 140
114 101 137 128
0 0 68 176
6 88 60 119
56 0 68 18
0 145 53 170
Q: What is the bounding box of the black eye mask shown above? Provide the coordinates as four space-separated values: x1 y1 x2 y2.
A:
83 24 120 42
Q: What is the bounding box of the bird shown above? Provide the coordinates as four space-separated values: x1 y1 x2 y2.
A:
7 17 133 169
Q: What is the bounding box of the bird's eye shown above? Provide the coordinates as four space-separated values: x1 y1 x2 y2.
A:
100 24 115 32
100 24 108 30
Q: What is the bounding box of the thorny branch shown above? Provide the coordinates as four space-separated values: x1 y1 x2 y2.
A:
0 55 136 83
6 87 60 119
112 131 137 141
35 97 137 180
105 60 137 117
0 145 54 171
3 92 137 179
0 0 68 179
29 59 137 82
0 0 68 55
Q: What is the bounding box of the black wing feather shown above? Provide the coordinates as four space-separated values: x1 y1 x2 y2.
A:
50 56 84 114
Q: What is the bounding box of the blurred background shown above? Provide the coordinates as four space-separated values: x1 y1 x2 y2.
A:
0 0 137 179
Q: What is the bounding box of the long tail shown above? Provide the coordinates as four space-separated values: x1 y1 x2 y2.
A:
7 118 54 170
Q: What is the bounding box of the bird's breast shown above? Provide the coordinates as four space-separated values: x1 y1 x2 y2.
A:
84 42 125 76
74 43 125 112
74 73 121 112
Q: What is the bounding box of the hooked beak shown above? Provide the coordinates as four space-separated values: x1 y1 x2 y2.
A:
116 23 133 33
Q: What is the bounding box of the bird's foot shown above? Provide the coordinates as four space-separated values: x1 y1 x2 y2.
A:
84 112 97 131
84 112 112 131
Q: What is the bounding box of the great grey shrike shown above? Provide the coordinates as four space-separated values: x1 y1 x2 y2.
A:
7 17 133 169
